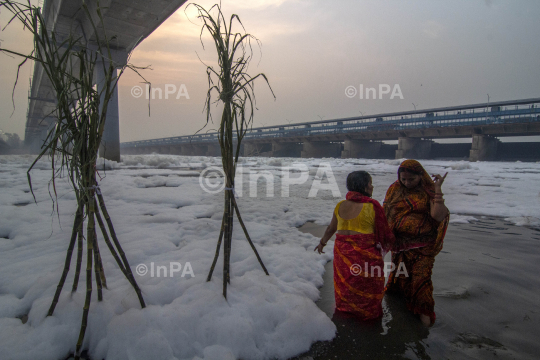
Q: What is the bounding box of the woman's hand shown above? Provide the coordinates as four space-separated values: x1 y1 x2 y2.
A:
430 172 449 222
314 242 326 254
432 172 448 191
314 214 337 254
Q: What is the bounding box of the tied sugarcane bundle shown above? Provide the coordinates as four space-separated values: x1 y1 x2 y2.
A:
0 1 148 358
188 3 275 298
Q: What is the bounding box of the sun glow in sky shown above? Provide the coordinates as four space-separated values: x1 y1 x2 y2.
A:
1 0 540 142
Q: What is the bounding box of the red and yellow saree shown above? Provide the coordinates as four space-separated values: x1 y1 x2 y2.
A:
333 192 395 320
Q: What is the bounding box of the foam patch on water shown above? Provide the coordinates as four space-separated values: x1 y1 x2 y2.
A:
449 215 478 224
504 216 540 227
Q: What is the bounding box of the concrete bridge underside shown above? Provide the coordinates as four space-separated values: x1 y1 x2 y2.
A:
26 0 188 161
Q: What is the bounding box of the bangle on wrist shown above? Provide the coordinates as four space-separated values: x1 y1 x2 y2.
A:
320 241 327 246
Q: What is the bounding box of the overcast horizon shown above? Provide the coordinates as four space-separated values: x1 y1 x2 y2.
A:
1 0 540 143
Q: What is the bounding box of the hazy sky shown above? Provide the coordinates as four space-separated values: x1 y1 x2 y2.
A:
1 0 540 142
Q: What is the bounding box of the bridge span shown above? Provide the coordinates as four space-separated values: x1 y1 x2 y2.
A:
122 98 540 161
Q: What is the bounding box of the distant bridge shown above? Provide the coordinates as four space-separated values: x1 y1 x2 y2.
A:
122 97 540 161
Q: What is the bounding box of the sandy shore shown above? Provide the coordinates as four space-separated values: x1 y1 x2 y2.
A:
294 216 540 360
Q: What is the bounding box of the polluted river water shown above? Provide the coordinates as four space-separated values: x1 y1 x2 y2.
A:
293 216 540 360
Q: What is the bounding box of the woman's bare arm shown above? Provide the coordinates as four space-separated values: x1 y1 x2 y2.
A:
314 213 338 254
431 173 449 222
431 199 449 222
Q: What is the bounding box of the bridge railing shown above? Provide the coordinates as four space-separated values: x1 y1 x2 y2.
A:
121 103 540 148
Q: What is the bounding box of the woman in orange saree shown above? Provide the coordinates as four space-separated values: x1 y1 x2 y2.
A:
315 171 395 320
384 160 450 326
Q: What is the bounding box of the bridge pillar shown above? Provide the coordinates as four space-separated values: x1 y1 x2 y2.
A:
271 142 302 157
342 140 381 159
395 137 433 159
96 50 128 162
28 120 55 155
301 141 342 158
469 135 500 162
179 145 193 155
244 143 256 156
206 144 221 157
98 68 121 162
191 145 207 156
244 142 272 156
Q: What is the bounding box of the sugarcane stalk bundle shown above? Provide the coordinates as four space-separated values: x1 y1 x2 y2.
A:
189 3 275 298
0 1 148 358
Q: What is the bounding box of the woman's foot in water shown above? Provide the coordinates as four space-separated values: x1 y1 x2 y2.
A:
420 314 432 326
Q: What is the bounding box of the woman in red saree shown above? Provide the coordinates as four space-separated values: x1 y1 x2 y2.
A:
315 171 395 320
384 159 450 326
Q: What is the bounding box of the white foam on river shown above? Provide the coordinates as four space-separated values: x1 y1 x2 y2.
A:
0 154 539 359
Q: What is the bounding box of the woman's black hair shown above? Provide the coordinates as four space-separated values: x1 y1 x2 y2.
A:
398 167 421 175
346 171 372 197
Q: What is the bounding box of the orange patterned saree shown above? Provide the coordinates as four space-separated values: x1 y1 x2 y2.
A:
384 160 449 324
